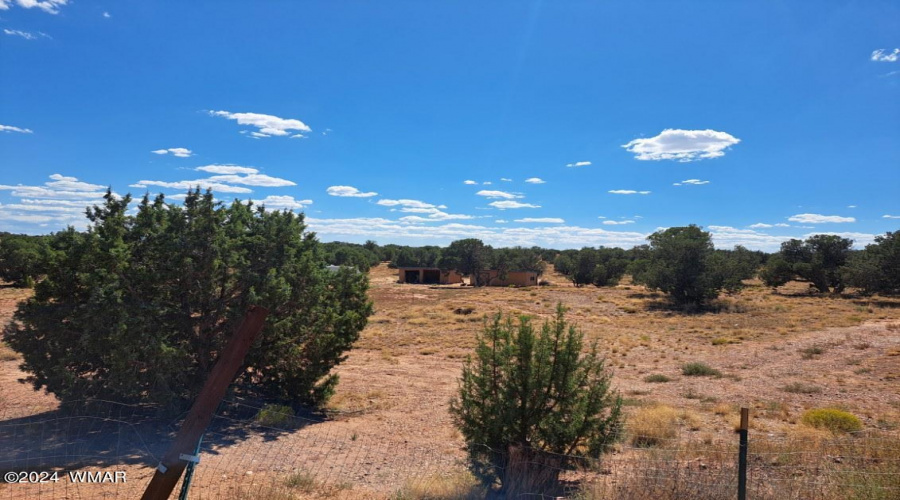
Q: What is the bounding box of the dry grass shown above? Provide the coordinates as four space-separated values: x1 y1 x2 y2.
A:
391 472 483 499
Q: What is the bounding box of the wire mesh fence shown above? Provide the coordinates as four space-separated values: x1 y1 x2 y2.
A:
1 396 898 499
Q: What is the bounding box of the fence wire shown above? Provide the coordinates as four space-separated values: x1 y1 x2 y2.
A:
1 396 898 499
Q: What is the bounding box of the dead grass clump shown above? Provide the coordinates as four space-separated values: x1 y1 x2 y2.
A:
799 346 826 359
628 405 701 446
643 374 671 383
392 471 483 499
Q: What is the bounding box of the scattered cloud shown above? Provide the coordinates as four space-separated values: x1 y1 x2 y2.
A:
884 214 900 219
0 0 68 14
0 124 33 134
209 110 311 138
476 190 521 199
788 213 855 224
566 161 591 168
602 220 635 225
131 180 251 194
623 129 740 162
608 190 651 195
673 179 709 186
489 201 540 209
305 217 648 249
102 11 110 18
483 181 492 185
495 219 508 224
131 165 295 193
847 205 857 209
0 174 111 232
151 147 193 158
515 218 564 223
326 185 377 198
749 223 772 229
195 165 257 175
871 49 900 62
463 180 477 185
251 195 311 210
500 178 512 182
3 28 50 40
524 177 546 184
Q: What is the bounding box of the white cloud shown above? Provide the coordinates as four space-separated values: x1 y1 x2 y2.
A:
0 0 68 14
326 185 377 197
602 220 635 225
495 219 508 224
525 177 546 184
463 180 477 185
476 190 521 199
500 178 512 182
883 214 900 219
102 11 110 18
515 218 564 223
130 180 252 193
608 190 651 195
3 28 49 40
399 211 474 222
489 200 540 209
623 129 740 162
305 217 648 249
749 223 773 228
566 161 591 168
251 195 311 210
151 147 193 158
482 181 492 185
206 173 295 187
673 179 709 186
210 110 311 138
871 49 900 62
135 165 296 189
0 174 111 233
0 124 33 134
847 205 857 209
788 213 855 224
195 164 258 175
377 199 439 210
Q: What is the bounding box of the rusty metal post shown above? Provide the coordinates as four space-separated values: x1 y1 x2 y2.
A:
141 306 268 500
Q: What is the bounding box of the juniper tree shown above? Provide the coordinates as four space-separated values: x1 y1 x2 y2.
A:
449 304 623 495
6 189 372 409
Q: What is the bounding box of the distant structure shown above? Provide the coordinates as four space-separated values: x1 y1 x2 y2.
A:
476 270 539 287
325 264 359 273
397 267 538 286
397 267 464 285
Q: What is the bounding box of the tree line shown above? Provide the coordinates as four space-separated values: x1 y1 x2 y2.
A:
4 223 898 303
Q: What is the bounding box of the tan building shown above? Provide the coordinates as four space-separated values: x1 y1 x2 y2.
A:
397 267 464 285
476 270 540 287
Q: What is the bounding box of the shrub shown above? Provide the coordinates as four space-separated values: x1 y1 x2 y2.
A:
681 362 721 377
5 190 373 409
630 226 754 307
256 404 295 427
643 374 671 383
449 303 623 496
802 408 863 434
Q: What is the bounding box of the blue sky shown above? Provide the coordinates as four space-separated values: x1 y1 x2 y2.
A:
1 1 898 251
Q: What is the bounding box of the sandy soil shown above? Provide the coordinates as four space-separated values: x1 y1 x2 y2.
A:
1 265 899 498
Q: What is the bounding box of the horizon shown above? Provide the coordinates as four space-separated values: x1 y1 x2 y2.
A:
2 2 898 251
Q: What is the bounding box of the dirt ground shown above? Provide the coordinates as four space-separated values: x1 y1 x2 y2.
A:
1 264 900 498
